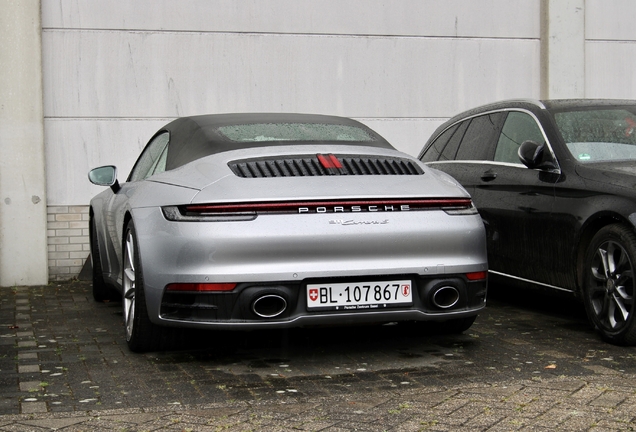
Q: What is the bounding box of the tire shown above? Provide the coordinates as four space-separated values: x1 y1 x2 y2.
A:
90 218 115 302
583 224 636 346
122 220 164 352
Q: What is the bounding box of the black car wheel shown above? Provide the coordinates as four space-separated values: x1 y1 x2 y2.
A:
584 224 636 345
122 220 163 352
90 217 114 302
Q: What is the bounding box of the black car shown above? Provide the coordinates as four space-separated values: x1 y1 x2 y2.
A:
419 99 636 345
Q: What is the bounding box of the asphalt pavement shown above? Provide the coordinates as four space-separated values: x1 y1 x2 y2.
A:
1 280 636 431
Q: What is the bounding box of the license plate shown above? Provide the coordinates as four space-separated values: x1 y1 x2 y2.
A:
306 279 413 311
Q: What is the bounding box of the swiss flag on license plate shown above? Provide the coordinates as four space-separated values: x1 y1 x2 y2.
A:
309 288 318 302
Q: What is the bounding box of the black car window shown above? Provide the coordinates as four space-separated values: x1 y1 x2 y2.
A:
439 120 470 161
455 113 504 161
555 108 636 162
495 111 545 164
129 132 170 182
420 123 459 162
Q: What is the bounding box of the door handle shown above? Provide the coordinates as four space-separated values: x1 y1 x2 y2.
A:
481 170 497 182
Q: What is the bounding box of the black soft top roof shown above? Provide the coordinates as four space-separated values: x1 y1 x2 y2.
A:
161 113 394 170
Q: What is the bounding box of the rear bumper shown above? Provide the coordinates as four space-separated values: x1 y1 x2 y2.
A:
157 274 487 330
131 206 488 327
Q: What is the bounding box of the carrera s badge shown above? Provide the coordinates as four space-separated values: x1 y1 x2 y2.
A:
329 219 389 225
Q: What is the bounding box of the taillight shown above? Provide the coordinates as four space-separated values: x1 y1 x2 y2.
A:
162 206 257 222
162 198 476 221
165 283 237 292
442 202 479 215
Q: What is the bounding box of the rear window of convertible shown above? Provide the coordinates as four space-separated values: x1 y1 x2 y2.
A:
217 123 375 143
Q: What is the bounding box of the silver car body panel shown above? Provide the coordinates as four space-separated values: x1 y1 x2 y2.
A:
131 205 486 324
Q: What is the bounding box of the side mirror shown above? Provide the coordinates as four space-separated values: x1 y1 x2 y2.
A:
88 165 120 192
518 140 557 170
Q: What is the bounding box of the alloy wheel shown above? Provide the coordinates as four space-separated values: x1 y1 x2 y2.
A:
588 239 635 331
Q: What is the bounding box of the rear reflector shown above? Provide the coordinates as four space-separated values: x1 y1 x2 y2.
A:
466 271 487 281
165 283 237 292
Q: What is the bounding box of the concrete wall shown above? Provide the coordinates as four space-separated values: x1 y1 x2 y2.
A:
586 0 636 98
41 0 541 206
0 0 48 286
541 0 585 98
4 0 636 283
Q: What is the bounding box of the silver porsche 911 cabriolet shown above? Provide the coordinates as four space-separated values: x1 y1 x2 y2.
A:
88 113 487 352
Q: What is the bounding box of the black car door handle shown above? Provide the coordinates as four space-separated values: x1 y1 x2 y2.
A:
481 170 497 182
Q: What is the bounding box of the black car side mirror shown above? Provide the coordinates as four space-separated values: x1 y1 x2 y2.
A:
518 140 557 170
88 165 120 193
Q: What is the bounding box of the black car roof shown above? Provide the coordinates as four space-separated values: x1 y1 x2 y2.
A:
428 98 636 145
162 113 394 170
449 99 636 119
541 99 636 111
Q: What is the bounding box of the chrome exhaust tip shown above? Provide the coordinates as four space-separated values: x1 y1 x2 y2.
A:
431 286 460 309
252 294 288 318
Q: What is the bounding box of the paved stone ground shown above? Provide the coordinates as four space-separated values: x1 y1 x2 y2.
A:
1 280 636 431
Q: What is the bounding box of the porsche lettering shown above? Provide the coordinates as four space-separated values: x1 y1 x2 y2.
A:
298 205 410 214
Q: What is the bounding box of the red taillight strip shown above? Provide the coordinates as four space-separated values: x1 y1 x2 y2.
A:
184 198 472 213
166 283 237 292
466 271 487 281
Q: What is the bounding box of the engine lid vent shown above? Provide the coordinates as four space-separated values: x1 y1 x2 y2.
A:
229 154 424 178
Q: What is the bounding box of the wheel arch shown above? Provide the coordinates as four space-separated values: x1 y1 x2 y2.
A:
121 211 155 315
89 205 99 243
89 206 96 242
122 211 133 241
121 210 135 282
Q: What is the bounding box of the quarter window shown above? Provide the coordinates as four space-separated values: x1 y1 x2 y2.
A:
439 121 470 161
420 125 457 162
420 124 459 162
129 132 170 182
455 113 504 161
